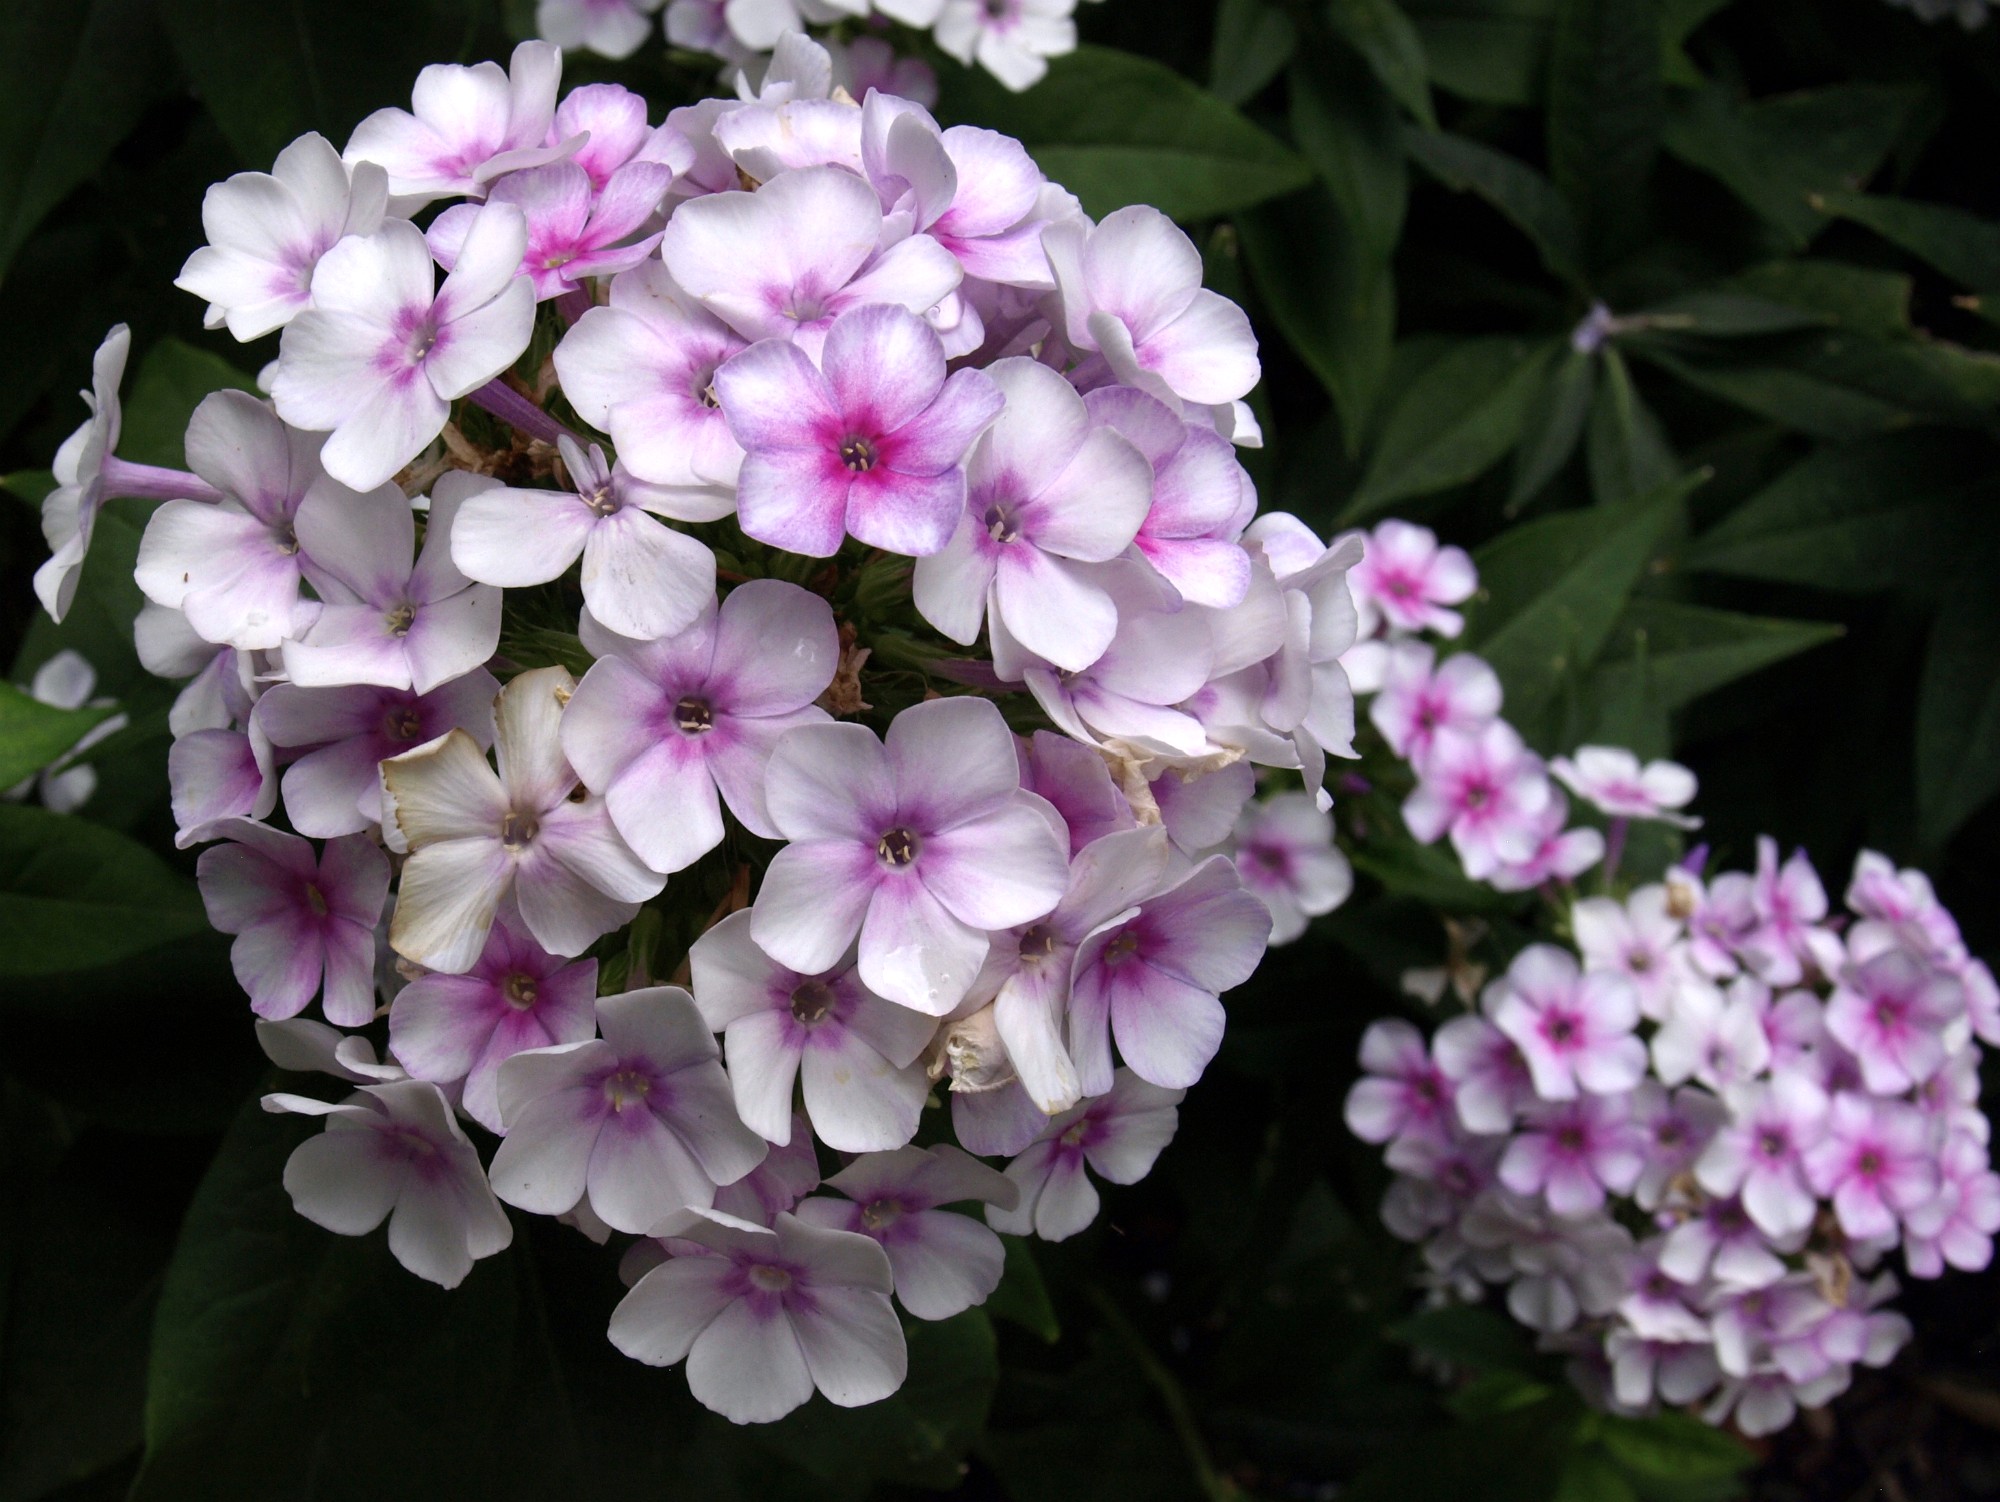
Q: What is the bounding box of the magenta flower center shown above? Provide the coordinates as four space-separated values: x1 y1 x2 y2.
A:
983 502 1022 544
385 704 424 742
1756 1129 1788 1161
790 979 835 1025
749 1263 793 1292
1018 922 1058 959
1102 931 1140 966
861 1198 903 1231
840 436 879 473
877 827 920 867
503 972 539 1010
501 810 540 849
602 1068 652 1111
675 695 715 734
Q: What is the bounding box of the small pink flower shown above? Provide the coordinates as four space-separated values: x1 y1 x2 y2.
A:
1903 1133 2000 1277
1824 945 1965 1094
716 303 1003 558
1344 1019 1455 1147
1348 519 1476 637
1368 642 1501 769
1498 1093 1646 1216
1550 745 1699 829
986 1068 1183 1242
1401 720 1553 881
1489 944 1646 1101
1803 1095 1938 1243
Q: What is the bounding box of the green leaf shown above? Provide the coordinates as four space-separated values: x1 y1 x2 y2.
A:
1344 337 1555 519
1326 0 1437 127
1812 188 2000 293
1629 290 1832 338
1556 1451 1640 1502
0 805 207 976
1388 1304 1537 1374
0 681 113 790
1210 0 1297 106
1916 539 2000 849
1660 0 1729 86
1592 599 1842 712
1462 479 1692 737
1290 49 1408 262
1686 430 1995 593
986 1235 1061 1343
3 468 56 508
1662 83 1921 250
1547 0 1663 269
1403 0 1554 107
135 1099 558 1501
1405 128 1583 283
1727 259 1915 336
939 46 1310 221
1511 346 1595 508
1240 189 1396 447
118 338 260 468
156 0 493 170
753 1310 999 1490
1595 1410 1753 1487
1344 1396 1579 1502
1347 838 1518 912
0 0 176 282
1585 347 1676 505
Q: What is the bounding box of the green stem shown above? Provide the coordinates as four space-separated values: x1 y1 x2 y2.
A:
1086 1286 1240 1502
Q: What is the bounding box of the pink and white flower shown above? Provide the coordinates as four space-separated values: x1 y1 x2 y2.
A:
1347 519 1477 638
344 41 568 205
987 1068 1182 1242
688 912 936 1151
795 1144 1019 1320
750 695 1068 1014
197 820 390 1026
264 1079 513 1288
537 0 666 59
1550 745 1700 829
1229 792 1353 944
1401 720 1553 881
380 665 665 973
1488 944 1646 1101
489 985 768 1231
715 302 1003 557
427 159 670 300
562 579 836 874
609 1207 904 1425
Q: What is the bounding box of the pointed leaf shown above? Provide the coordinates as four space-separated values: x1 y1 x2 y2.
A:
1510 346 1596 507
1585 347 1676 505
1326 0 1437 127
0 806 207 977
1405 128 1582 283
1916 542 2000 850
1592 599 1842 713
1210 0 1297 106
0 683 114 791
1547 0 1662 269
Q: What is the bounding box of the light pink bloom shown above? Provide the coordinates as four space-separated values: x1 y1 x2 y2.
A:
795 1144 1019 1320
170 720 279 847
1401 719 1553 881
688 911 935 1151
563 579 836 874
716 303 1003 557
1068 854 1270 1095
662 165 961 355
380 665 665 973
387 903 599 1132
1368 642 1502 769
1017 730 1136 857
1845 849 1965 961
134 392 335 650
197 819 389 1026
1094 388 1254 609
282 472 501 693
1695 1074 1830 1240
913 357 1151 670
1550 745 1700 828
1651 976 1773 1092
936 0 1079 92
1344 1019 1456 1147
1804 1095 1938 1243
860 96 1049 285
1499 1094 1646 1216
1824 945 1965 1094
1231 792 1352 944
453 437 715 642
987 1068 1183 1242
264 1079 513 1288
1658 1193 1797 1290
970 826 1171 1114
833 37 939 109
257 669 499 838
489 986 766 1232
176 133 389 340
1629 1081 1727 1212
552 83 695 190
344 41 568 205
751 695 1068 1014
428 159 670 300
1348 519 1477 637
1045 206 1258 407
272 207 536 491
1903 1134 2000 1277
553 272 746 508
1571 885 1688 1020
609 1207 904 1424
1433 1013 1534 1133
1489 944 1645 1100
1738 837 1842 987
538 0 666 58
1485 790 1605 893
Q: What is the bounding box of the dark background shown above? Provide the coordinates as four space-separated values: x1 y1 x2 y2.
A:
4 0 2000 1497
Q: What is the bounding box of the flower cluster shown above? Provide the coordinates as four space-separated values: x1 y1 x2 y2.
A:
1336 520 2000 1436
32 37 1360 1425
538 0 1089 96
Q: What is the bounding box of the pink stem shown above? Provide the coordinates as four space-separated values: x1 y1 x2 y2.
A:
467 379 579 447
99 456 225 504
